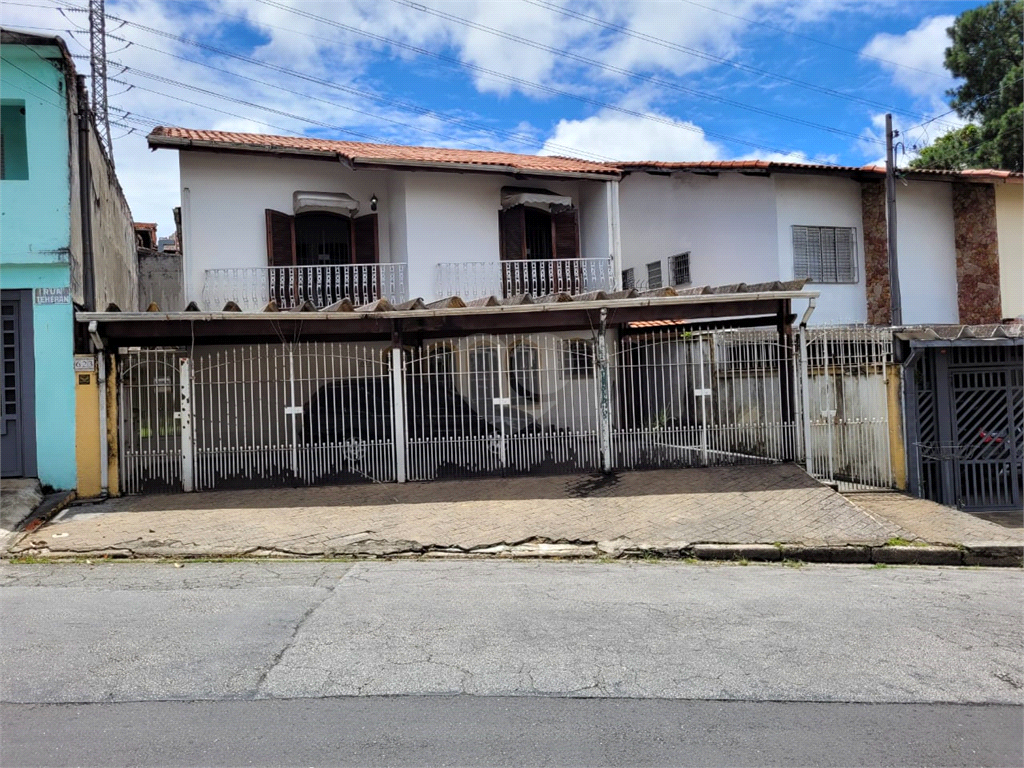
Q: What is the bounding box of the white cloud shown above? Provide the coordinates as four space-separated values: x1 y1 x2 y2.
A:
540 109 722 161
860 15 955 97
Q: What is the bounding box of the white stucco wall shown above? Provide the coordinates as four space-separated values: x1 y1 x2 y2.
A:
995 183 1023 320
618 172 779 291
179 152 613 303
895 181 959 325
774 174 867 325
179 152 392 304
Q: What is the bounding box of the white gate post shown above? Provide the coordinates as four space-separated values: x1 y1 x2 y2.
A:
597 311 613 473
798 327 812 474
179 356 194 492
391 345 407 483
284 345 302 477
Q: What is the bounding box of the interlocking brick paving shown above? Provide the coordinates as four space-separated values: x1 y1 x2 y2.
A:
845 493 1024 546
9 465 918 558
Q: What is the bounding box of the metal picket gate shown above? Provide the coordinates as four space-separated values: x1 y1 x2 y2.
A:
116 327 896 494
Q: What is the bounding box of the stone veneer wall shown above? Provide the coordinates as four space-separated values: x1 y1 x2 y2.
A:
861 181 890 325
952 183 1001 325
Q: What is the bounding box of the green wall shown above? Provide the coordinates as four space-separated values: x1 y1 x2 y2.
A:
1 44 77 489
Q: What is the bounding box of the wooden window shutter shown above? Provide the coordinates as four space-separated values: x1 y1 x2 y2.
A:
499 205 526 261
352 213 379 264
551 208 580 260
266 209 296 266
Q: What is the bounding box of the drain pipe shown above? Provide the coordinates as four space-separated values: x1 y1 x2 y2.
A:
89 321 109 497
798 298 816 474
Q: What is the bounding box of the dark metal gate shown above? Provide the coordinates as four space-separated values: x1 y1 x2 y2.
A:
1 292 34 478
906 343 1023 511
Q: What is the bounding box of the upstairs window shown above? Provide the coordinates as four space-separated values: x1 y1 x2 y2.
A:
669 252 691 286
499 203 579 262
646 261 662 289
793 226 857 283
621 267 635 290
1 101 29 180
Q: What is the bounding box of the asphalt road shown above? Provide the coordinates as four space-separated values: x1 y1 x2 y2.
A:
1 560 1022 766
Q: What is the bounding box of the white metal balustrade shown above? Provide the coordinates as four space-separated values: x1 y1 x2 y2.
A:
435 258 616 301
202 265 408 311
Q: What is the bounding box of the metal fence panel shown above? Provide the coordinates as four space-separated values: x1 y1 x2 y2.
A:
403 334 603 480
118 348 183 494
801 326 894 490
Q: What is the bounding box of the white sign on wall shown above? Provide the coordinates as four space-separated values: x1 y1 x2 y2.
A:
33 287 71 305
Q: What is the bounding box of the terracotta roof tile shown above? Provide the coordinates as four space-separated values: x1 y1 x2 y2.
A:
148 126 1021 184
148 126 618 177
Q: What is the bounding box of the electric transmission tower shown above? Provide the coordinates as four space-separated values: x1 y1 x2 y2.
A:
89 0 114 163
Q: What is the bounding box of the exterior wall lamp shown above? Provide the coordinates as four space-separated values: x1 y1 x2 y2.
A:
370 194 378 212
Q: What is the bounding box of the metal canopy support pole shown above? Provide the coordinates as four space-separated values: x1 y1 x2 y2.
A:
179 356 194 492
597 308 613 473
799 328 813 474
391 344 408 483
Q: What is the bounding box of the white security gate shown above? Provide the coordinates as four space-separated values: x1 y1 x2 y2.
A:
403 335 602 480
118 349 184 494
611 329 801 470
114 328 896 494
800 326 894 489
190 343 396 490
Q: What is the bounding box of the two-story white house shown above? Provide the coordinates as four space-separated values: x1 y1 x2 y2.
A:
616 160 1022 326
148 128 624 313
148 128 1021 327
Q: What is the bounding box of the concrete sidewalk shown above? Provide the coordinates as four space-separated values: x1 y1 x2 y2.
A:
5 464 1022 564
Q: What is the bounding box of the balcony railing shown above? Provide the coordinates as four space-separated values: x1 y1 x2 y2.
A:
435 258 615 301
203 264 408 311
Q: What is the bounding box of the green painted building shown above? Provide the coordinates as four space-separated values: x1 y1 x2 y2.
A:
1 29 137 490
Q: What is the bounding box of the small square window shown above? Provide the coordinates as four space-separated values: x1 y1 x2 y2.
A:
647 261 662 289
621 267 635 290
669 252 691 286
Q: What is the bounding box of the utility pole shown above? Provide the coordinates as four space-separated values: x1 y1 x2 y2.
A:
88 0 113 164
884 113 902 326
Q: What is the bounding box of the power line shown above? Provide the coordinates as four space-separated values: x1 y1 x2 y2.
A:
249 0 828 159
56 3 622 161
99 36 617 161
521 0 957 129
387 0 883 145
678 0 952 80
56 0 830 160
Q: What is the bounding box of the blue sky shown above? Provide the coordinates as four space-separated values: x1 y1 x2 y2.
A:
3 0 987 233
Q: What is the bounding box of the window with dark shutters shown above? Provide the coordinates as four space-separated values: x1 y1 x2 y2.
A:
551 209 579 260
265 209 296 267
792 225 857 283
499 206 527 261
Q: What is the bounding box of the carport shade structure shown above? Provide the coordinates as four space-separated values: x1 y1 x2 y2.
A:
77 282 814 347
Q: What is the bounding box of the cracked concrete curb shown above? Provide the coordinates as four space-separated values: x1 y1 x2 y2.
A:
6 537 1022 567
